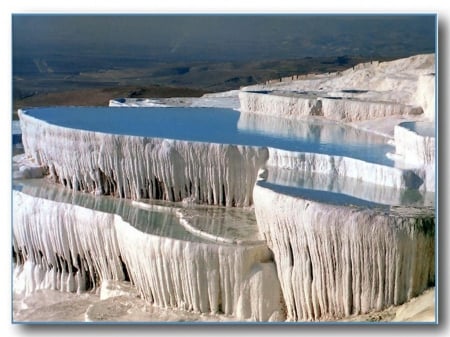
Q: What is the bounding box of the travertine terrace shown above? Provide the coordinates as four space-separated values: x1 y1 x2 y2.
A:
13 54 436 322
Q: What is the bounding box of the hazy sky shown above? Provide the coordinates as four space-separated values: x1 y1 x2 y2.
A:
12 14 436 63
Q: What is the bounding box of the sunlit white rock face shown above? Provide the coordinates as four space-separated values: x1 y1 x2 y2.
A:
14 53 436 323
12 153 45 180
19 110 268 207
238 91 422 122
266 148 433 192
264 168 434 208
18 105 433 206
13 191 126 295
13 190 283 321
415 74 435 122
253 182 435 321
109 90 241 110
115 218 283 321
394 122 435 166
245 54 437 321
239 54 435 123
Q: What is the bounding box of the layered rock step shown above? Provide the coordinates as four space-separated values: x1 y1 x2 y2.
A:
254 175 434 321
13 179 283 322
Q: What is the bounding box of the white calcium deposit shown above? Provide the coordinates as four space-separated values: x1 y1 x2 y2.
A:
19 110 268 207
238 55 435 321
394 123 435 166
253 182 435 321
240 54 435 123
13 191 126 295
109 90 241 110
265 168 434 207
13 190 283 321
12 153 45 180
238 53 436 193
266 148 433 192
238 91 422 122
13 54 436 322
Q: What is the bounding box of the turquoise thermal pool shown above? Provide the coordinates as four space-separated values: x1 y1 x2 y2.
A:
23 106 395 166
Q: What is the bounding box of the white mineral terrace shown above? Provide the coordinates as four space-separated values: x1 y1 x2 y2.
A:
240 54 435 123
253 180 434 321
13 179 282 321
393 121 436 166
18 101 434 207
13 54 436 322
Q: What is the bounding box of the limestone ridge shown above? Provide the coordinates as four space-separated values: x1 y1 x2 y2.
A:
239 54 435 123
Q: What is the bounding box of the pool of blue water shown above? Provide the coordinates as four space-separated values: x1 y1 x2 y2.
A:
399 121 435 138
24 107 395 166
13 178 261 243
13 180 214 243
258 168 435 208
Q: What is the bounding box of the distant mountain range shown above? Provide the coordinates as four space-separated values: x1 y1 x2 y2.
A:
12 14 436 111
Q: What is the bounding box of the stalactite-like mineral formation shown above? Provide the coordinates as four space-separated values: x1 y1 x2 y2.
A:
13 189 284 321
253 181 435 321
19 110 268 207
13 53 436 323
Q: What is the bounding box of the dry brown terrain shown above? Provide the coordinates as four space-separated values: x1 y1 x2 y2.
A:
12 85 207 119
13 55 388 118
